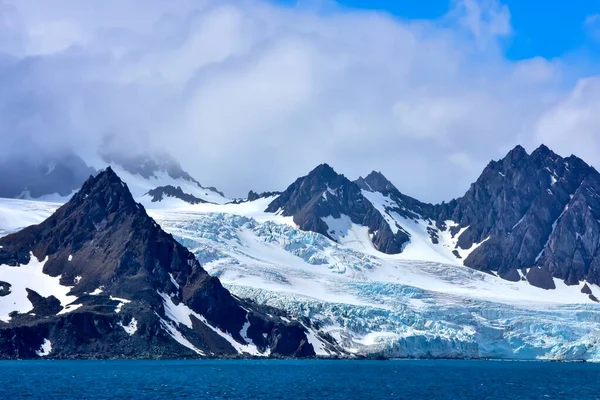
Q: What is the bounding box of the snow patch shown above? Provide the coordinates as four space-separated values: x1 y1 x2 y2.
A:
0 254 78 322
158 316 205 356
89 287 104 295
119 317 138 335
109 296 131 313
159 292 265 356
169 273 180 290
36 339 52 357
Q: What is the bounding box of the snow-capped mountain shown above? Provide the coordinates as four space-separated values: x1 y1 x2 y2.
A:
4 144 600 360
0 147 229 206
0 168 325 359
265 163 411 254
265 145 600 293
97 151 230 206
0 150 95 201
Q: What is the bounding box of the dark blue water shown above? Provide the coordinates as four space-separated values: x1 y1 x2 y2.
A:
0 359 598 399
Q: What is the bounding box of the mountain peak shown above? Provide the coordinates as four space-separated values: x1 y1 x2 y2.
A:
73 167 139 215
0 169 316 358
504 144 529 162
531 144 558 161
307 163 339 181
357 171 397 193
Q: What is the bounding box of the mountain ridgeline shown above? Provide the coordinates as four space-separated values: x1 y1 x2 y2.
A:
265 145 600 292
0 168 322 359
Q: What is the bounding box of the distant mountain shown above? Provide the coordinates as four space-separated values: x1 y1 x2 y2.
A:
0 147 228 206
0 168 323 359
5 142 600 293
265 164 410 254
98 151 229 205
0 150 95 200
264 145 600 293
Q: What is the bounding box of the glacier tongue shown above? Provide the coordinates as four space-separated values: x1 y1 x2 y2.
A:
145 203 600 361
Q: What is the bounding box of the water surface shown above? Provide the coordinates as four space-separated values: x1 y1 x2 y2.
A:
0 359 596 399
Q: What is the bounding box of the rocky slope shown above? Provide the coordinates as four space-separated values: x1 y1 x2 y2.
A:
263 145 600 292
443 145 600 289
0 168 324 359
265 164 410 254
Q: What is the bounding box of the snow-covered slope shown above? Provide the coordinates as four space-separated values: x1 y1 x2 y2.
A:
111 164 230 206
148 201 600 360
86 153 230 206
4 196 599 360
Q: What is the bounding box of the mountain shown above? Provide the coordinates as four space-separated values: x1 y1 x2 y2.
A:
99 151 229 205
0 168 326 359
88 151 229 206
0 150 95 201
265 164 413 254
4 147 600 361
443 145 600 289
262 146 600 292
0 146 229 206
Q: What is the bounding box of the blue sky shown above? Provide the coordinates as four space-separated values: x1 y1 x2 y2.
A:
275 0 600 60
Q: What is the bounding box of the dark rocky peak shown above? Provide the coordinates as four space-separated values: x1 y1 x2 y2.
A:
535 172 600 287
309 163 339 181
504 144 528 163
356 171 397 193
530 144 557 161
448 145 592 241
265 163 350 215
246 190 281 202
446 145 600 287
357 171 436 221
266 164 411 254
297 163 347 193
146 185 207 205
0 169 318 358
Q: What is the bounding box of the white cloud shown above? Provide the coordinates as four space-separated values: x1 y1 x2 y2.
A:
534 77 600 167
0 0 596 202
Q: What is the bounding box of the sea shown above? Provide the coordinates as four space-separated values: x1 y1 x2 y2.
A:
0 359 597 399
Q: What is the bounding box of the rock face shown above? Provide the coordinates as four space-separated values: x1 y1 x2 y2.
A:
246 190 281 202
266 146 600 290
0 168 318 359
146 185 208 204
265 164 410 254
442 145 600 288
356 171 437 221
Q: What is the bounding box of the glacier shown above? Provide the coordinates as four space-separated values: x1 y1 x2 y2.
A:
3 196 600 360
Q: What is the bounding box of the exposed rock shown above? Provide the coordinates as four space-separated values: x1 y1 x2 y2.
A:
0 168 319 359
581 284 592 295
146 185 208 204
0 282 10 297
246 190 281 202
266 164 409 254
439 144 600 288
266 145 600 290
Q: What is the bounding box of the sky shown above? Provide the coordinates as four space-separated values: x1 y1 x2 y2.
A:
0 0 600 202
